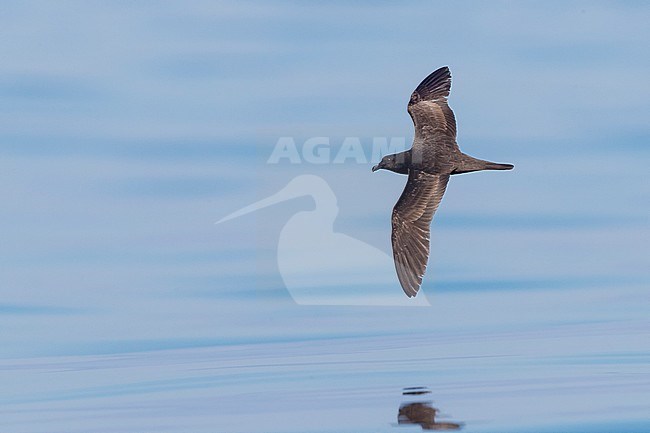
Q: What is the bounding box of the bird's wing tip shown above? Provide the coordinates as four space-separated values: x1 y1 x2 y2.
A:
412 65 453 103
402 286 420 298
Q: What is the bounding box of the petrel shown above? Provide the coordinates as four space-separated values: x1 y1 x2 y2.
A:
372 66 513 297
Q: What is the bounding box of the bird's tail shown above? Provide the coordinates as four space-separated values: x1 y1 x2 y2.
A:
482 162 514 170
454 154 514 174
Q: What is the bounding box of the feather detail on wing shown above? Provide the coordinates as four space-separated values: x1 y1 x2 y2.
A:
391 171 450 297
407 66 457 140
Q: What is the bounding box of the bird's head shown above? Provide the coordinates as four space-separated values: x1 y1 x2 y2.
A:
372 152 410 174
372 154 393 172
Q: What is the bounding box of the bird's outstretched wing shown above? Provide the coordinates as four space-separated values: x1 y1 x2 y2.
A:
407 66 457 140
391 170 450 297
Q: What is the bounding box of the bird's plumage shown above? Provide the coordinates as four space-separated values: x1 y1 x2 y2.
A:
391 171 449 297
408 66 457 142
375 66 513 297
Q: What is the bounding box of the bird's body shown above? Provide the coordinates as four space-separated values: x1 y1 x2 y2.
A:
372 66 513 297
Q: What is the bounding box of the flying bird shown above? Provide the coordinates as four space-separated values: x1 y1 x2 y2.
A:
372 66 513 297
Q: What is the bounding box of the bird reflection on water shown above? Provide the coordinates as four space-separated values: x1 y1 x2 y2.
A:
398 387 462 431
402 386 433 396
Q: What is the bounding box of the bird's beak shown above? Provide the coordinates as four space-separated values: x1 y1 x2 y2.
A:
371 164 379 172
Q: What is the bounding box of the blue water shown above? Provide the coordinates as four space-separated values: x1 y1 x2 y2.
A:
1 2 649 432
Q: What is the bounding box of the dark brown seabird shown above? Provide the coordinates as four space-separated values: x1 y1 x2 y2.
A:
372 66 514 297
